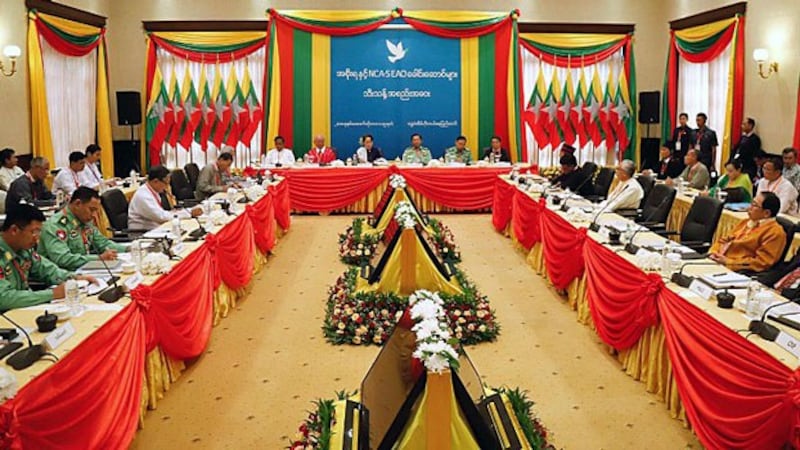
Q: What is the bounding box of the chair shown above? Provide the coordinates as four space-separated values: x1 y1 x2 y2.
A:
184 163 200 191
775 216 797 263
169 169 200 207
581 162 598 178
656 196 723 254
636 175 656 208
637 184 677 227
738 216 797 278
100 188 143 241
585 167 614 202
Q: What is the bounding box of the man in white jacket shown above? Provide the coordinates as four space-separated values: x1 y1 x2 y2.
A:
128 166 201 231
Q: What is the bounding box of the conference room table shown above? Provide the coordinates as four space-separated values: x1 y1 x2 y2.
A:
0 179 291 449
492 175 800 450
269 163 520 214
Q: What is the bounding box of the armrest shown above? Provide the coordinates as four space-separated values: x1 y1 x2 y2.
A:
640 222 666 231
655 230 680 236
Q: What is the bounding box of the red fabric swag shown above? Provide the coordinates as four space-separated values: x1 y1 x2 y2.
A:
492 178 516 232
247 194 277 253
540 208 586 289
271 180 292 231
659 289 799 449
673 26 736 63
583 239 661 350
0 305 146 449
277 168 389 212
132 242 218 359
35 21 104 57
268 10 394 37
403 16 513 39
519 37 628 68
210 214 256 291
510 190 542 251
395 166 509 211
150 35 266 63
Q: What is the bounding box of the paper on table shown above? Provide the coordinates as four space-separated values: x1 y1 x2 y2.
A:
85 278 109 296
700 272 752 288
766 301 800 318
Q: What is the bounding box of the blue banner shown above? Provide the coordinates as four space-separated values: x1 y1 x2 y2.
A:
331 29 461 160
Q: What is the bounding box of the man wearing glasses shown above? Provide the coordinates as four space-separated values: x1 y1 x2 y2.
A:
708 192 786 272
755 157 798 215
128 165 202 231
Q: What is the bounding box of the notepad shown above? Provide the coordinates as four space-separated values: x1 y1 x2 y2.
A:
699 272 751 289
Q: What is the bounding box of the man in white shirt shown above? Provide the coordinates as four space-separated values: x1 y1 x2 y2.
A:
128 166 202 231
263 136 295 167
601 159 644 212
79 144 109 190
52 151 86 198
0 148 25 191
756 157 798 215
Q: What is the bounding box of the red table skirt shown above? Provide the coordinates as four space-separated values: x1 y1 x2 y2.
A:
492 178 800 450
274 165 514 213
0 185 289 449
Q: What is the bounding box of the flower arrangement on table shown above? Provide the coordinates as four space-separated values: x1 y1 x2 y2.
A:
388 173 407 189
428 217 461 263
337 218 381 266
408 290 460 373
323 268 499 346
393 200 417 229
539 166 560 180
244 183 267 201
287 393 342 450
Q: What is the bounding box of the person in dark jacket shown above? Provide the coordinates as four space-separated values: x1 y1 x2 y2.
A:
552 153 594 197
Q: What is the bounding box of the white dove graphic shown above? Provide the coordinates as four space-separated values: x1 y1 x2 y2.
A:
386 40 406 63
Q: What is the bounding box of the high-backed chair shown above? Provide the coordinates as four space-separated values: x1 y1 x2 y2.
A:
637 184 677 227
636 175 656 208
657 196 724 254
585 167 615 202
581 161 598 178
184 163 200 191
100 188 143 241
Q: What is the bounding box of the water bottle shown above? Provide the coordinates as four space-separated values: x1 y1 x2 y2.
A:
171 215 182 243
65 279 80 315
745 279 761 319
660 241 672 277
130 240 142 272
129 169 137 186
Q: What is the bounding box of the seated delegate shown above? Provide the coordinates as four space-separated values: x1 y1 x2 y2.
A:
708 192 786 272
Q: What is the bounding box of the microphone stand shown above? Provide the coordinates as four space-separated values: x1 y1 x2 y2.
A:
624 195 672 254
749 297 797 341
88 241 124 303
670 262 720 287
1 311 44 370
559 171 594 212
588 184 630 232
188 217 208 240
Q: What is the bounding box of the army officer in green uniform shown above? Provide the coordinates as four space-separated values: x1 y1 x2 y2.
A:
402 133 432 165
0 204 97 310
444 135 472 164
38 187 126 271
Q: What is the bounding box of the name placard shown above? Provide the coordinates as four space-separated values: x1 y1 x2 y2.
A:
775 332 800 359
44 321 75 351
124 272 144 290
688 279 715 300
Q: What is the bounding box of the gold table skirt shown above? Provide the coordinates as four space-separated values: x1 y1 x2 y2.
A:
511 236 690 428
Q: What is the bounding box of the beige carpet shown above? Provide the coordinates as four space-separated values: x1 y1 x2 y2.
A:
131 214 701 449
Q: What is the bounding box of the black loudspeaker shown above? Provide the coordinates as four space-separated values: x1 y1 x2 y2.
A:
640 138 661 171
116 91 142 126
638 91 660 124
113 140 141 178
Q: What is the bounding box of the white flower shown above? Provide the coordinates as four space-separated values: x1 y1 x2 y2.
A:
413 341 459 374
410 300 444 322
141 252 171 275
389 174 407 189
244 184 266 200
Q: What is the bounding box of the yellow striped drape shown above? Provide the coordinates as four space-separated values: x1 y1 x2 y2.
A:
520 32 627 48
148 31 266 46
311 34 331 140
460 38 479 160
673 17 737 42
266 34 282 152
403 11 508 22
277 10 390 22
27 11 114 176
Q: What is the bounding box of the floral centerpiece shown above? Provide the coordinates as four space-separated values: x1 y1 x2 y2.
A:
428 218 461 263
409 290 460 373
539 166 560 180
323 268 499 346
393 200 417 229
389 173 407 189
337 218 381 266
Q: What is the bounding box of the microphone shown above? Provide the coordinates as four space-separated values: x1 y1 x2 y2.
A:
670 262 719 287
749 297 798 341
624 195 672 254
588 184 629 232
559 172 594 212
188 217 207 240
90 242 124 303
0 311 44 370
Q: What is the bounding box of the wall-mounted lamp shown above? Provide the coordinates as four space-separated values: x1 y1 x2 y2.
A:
753 48 778 79
0 45 21 77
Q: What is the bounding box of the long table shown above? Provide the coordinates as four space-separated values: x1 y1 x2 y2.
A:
0 180 291 448
271 165 516 214
492 176 800 450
